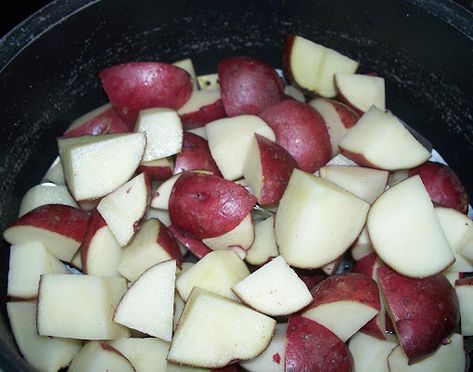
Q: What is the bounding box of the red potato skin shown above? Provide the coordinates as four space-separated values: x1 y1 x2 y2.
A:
408 161 469 213
259 99 331 173
353 253 386 340
455 277 473 286
218 56 284 117
180 99 226 129
282 35 301 92
138 162 173 182
330 99 359 128
80 209 108 273
339 149 377 168
294 269 326 291
99 62 193 125
4 204 89 242
155 220 183 267
169 225 212 259
303 272 381 312
254 134 298 205
168 172 257 239
63 107 120 137
174 132 222 176
285 315 353 372
377 266 460 364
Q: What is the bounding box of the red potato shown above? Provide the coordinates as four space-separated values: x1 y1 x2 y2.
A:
295 269 326 291
408 161 469 214
100 62 193 124
259 100 331 173
138 158 174 182
309 98 359 156
353 253 386 340
80 210 121 277
377 266 460 364
454 277 473 336
169 225 212 259
178 90 227 129
301 273 380 342
168 172 257 239
285 315 353 372
218 56 284 116
243 134 298 205
3 204 89 262
174 132 222 176
63 104 131 137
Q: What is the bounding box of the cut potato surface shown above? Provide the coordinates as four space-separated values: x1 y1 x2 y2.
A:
168 288 276 368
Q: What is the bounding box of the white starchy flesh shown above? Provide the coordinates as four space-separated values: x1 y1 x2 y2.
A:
197 73 220 91
97 173 148 247
232 256 312 316
242 136 264 201
58 133 145 201
245 216 279 266
168 288 276 368
240 322 288 372
319 166 389 204
325 153 359 167
335 73 386 112
114 260 176 341
173 58 198 90
387 334 465 372
444 271 461 286
7 242 69 299
206 115 275 180
37 274 130 340
3 225 81 263
435 207 473 272
316 48 359 98
110 338 170 372
19 184 78 216
187 127 208 139
460 228 473 262
348 332 398 372
338 106 431 170
83 225 122 277
289 36 325 91
117 219 174 282
275 169 370 268
68 341 135 372
43 156 66 185
239 324 287 372
303 301 379 342
145 207 171 226
140 156 174 171
455 282 473 336
66 103 111 131
367 176 455 277
7 301 82 372
176 250 250 302
177 89 221 115
309 98 352 156
173 293 186 331
351 226 374 261
202 213 254 257
284 85 305 102
151 173 180 209
387 169 409 187
135 108 183 161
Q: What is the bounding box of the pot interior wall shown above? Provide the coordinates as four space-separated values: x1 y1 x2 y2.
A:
0 0 472 369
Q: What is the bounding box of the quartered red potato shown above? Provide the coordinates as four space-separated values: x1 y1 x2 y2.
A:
3 35 471 372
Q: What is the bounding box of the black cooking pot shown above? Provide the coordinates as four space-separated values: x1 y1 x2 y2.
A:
1 0 472 370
